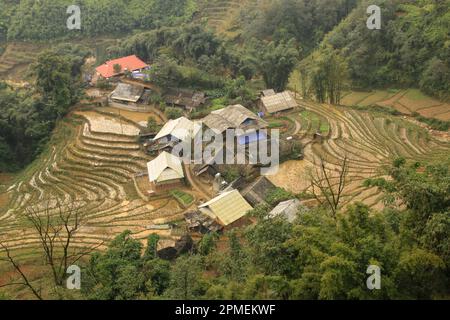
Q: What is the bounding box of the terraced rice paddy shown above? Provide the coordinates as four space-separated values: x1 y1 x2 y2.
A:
0 109 186 257
341 89 450 121
197 0 258 35
0 43 42 80
267 100 450 211
1 100 449 259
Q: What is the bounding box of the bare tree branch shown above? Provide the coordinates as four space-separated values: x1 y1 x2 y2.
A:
0 242 43 300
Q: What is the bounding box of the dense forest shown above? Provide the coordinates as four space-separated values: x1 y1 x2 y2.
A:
70 158 448 300
0 45 89 171
314 0 450 100
1 0 196 41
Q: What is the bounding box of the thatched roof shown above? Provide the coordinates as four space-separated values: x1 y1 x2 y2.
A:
261 91 298 114
111 83 144 103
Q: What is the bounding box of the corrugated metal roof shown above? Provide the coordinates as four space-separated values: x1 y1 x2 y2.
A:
268 199 302 223
147 151 184 183
199 189 252 226
96 55 149 78
153 117 201 141
202 105 267 134
261 91 298 114
111 83 144 103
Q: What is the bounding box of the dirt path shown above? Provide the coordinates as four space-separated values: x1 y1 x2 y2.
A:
183 164 211 202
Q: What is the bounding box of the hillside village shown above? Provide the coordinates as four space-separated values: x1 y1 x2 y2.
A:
0 0 449 301
83 54 306 254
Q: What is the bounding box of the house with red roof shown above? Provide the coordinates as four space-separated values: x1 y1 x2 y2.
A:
95 55 149 80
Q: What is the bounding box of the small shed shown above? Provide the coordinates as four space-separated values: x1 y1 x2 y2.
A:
164 89 206 110
110 83 144 104
239 176 277 207
198 189 253 226
268 199 304 223
260 91 298 114
184 211 223 234
147 151 184 190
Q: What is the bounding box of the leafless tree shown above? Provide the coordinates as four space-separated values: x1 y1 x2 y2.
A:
0 242 43 300
0 198 104 298
308 155 349 219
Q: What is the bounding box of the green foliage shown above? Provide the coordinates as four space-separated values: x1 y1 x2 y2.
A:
143 234 160 261
197 232 219 256
411 113 450 131
170 190 194 207
300 45 349 104
5 0 195 41
146 118 162 133
318 0 450 98
166 255 206 299
165 107 183 120
266 187 294 206
0 45 87 171
241 0 358 52
257 39 299 92
78 157 450 301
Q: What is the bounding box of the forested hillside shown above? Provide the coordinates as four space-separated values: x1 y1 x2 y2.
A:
1 0 196 41
300 0 450 101
0 0 448 172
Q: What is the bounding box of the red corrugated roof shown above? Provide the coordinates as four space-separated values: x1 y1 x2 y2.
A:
95 55 149 78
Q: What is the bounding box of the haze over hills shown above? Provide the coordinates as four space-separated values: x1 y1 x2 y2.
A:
0 0 449 301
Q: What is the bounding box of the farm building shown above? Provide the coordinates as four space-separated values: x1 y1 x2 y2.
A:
202 104 268 145
110 83 145 104
164 89 206 111
147 151 185 191
153 117 201 145
239 176 277 207
261 89 276 97
198 189 253 227
184 211 223 234
157 235 193 260
259 91 298 114
268 199 305 223
95 55 149 79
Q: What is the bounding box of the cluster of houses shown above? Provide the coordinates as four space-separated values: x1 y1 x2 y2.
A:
93 54 304 234
145 103 304 232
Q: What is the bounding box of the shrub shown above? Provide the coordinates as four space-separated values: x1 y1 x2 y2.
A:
165 107 183 119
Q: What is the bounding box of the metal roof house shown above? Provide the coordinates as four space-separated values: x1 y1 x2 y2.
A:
202 105 268 145
198 189 253 226
164 89 206 111
259 91 298 114
95 55 149 79
153 117 202 145
268 199 305 223
147 151 185 190
110 83 145 104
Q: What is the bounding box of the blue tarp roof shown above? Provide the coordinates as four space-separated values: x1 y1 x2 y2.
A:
237 131 267 145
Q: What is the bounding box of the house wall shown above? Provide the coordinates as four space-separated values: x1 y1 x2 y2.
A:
152 179 184 192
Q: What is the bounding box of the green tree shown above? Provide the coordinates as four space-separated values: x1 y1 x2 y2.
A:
257 39 299 91
167 255 205 299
